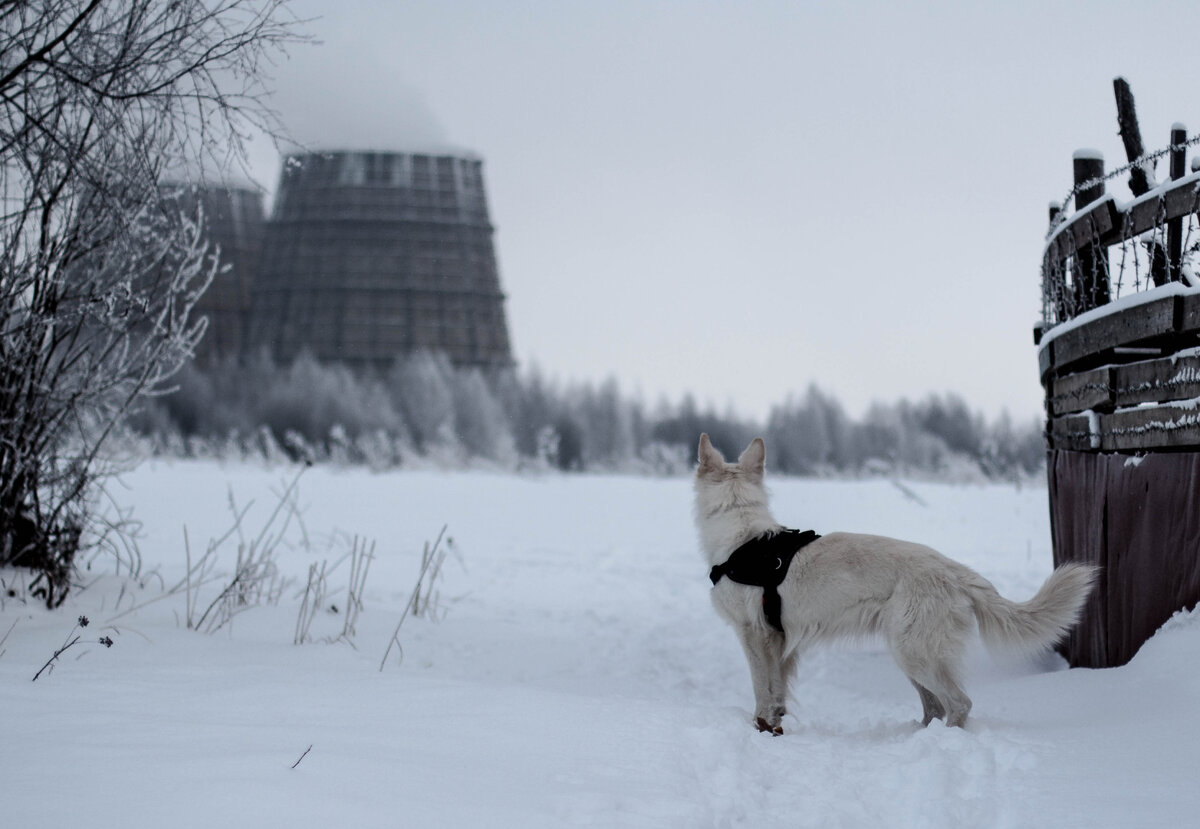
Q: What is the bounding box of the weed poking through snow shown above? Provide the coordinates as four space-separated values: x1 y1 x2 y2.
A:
103 467 307 633
379 525 454 670
294 535 376 646
32 616 115 681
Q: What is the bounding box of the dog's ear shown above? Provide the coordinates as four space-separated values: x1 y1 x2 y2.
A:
697 433 725 472
738 437 766 476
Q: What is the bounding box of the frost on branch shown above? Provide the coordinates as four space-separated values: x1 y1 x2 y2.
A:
0 0 300 605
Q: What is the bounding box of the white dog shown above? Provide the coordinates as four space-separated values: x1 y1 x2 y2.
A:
694 434 1096 732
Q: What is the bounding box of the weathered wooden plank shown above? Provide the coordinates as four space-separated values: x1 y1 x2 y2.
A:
1125 197 1169 241
1042 197 1119 270
1113 353 1200 408
1180 291 1200 334
1164 176 1200 225
1051 366 1113 415
1043 174 1200 268
1038 340 1054 379
1051 295 1177 369
1117 179 1200 241
1048 413 1098 452
1050 403 1200 452
1069 195 1119 249
1101 402 1200 451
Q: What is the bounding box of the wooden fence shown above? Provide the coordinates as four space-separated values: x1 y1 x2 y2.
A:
1039 132 1200 453
1037 82 1200 667
1040 287 1200 452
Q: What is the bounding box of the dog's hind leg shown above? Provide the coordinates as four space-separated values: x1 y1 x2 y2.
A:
891 636 972 728
908 679 946 726
890 594 974 727
895 655 972 727
928 663 972 727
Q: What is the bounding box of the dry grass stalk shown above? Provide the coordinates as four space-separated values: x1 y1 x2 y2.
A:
379 525 449 671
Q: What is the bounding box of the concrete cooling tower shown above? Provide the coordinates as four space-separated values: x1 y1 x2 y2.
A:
246 150 512 369
181 184 266 363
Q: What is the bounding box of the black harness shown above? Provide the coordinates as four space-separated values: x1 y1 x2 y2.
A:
709 529 821 633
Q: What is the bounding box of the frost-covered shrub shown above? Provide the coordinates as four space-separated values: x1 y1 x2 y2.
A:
0 1 298 604
451 369 516 464
261 352 404 446
389 352 457 453
573 379 637 468
765 385 857 475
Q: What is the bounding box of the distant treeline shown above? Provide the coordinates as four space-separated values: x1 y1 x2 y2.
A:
128 350 1045 479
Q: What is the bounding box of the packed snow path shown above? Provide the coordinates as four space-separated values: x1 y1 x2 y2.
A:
3 462 1198 827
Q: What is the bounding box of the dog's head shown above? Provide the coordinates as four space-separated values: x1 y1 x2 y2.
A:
694 434 775 557
694 433 769 506
696 433 765 482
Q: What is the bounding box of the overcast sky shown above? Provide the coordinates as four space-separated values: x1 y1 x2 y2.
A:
245 0 1200 422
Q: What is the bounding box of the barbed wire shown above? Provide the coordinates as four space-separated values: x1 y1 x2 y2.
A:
1040 165 1200 325
1049 132 1200 236
1041 211 1200 327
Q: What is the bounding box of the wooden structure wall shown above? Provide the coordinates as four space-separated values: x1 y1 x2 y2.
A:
1040 151 1200 667
247 151 512 369
1048 449 1200 667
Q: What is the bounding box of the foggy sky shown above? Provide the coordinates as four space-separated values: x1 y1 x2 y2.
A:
246 0 1200 421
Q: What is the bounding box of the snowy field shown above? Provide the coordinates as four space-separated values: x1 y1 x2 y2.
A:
3 460 1199 827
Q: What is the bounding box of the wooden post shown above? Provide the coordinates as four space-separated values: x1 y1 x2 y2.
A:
1073 149 1110 311
1168 124 1186 282
1150 240 1170 287
1112 77 1169 286
1113 77 1153 196
1047 201 1071 323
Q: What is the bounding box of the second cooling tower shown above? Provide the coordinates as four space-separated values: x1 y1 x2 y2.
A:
247 150 513 369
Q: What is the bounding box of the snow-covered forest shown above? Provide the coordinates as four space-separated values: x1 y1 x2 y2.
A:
129 350 1045 479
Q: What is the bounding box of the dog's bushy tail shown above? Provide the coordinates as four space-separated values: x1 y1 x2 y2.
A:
968 563 1099 654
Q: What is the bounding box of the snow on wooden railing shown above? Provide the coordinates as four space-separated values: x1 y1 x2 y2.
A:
1040 80 1200 335
1038 80 1200 452
1040 136 1200 333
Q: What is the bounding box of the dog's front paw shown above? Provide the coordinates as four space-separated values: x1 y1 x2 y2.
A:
754 717 784 736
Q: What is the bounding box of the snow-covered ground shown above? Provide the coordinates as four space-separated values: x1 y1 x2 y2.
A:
3 461 1198 827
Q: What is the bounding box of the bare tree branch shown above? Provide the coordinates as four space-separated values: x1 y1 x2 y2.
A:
0 0 304 604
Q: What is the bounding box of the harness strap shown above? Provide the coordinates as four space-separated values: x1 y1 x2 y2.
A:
709 529 821 632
